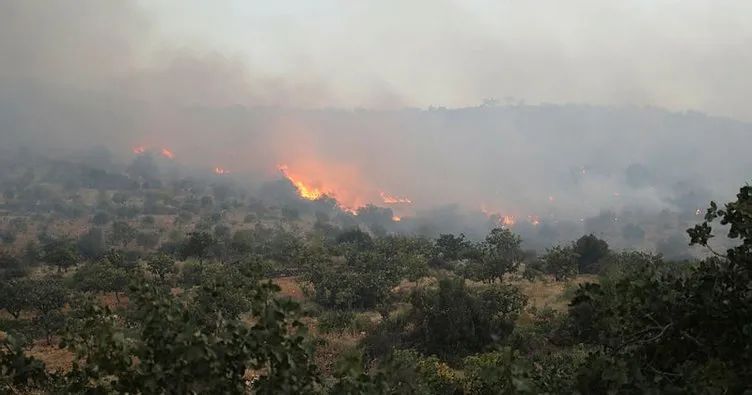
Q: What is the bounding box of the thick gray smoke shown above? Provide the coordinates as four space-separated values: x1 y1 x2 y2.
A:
0 0 750 231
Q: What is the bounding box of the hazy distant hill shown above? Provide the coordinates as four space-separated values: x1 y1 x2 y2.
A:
1 81 750 220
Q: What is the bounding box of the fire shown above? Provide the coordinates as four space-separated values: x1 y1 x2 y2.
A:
161 148 175 159
481 204 516 227
392 215 402 222
132 146 175 159
380 192 412 204
275 161 409 217
276 164 373 213
278 165 327 200
215 167 229 175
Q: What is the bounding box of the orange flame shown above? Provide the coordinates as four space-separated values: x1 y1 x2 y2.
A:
215 167 229 175
481 204 516 227
160 148 175 159
392 215 402 222
275 161 412 217
132 146 174 160
278 165 327 200
277 164 387 215
380 192 412 204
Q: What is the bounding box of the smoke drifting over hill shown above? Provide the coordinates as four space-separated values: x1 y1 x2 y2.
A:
1 0 751 236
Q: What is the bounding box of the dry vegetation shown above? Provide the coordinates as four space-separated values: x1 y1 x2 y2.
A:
14 272 584 375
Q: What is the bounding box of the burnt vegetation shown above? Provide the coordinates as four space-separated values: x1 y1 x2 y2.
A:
0 149 750 394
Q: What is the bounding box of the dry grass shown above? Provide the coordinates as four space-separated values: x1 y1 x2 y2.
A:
26 340 75 373
273 276 305 301
514 275 595 311
99 291 130 309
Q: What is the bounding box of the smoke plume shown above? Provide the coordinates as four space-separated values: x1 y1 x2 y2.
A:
1 0 751 230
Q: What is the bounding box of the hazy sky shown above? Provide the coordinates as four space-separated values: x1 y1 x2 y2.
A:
137 0 752 118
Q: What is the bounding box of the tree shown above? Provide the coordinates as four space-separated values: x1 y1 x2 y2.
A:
126 154 158 180
0 334 50 392
0 230 16 245
77 227 106 260
572 234 610 274
110 220 137 247
42 238 78 273
363 277 527 362
73 258 130 305
213 224 231 240
141 215 156 227
189 260 271 325
179 231 216 265
315 211 330 224
111 192 128 205
8 217 28 234
5 277 327 393
538 245 579 281
432 233 480 269
92 211 111 226
29 276 69 345
568 184 752 393
281 205 300 221
0 250 29 279
200 195 214 209
3 187 16 201
336 227 374 250
135 231 161 250
462 349 538 395
303 241 405 311
146 253 176 284
356 204 394 227
0 279 33 319
470 228 524 283
584 210 617 236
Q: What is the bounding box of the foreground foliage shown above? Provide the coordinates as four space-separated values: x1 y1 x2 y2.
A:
2 177 752 394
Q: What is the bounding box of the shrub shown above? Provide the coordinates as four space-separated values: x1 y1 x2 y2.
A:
317 310 356 334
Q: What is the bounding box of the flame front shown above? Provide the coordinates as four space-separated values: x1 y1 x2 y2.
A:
215 167 229 175
161 148 175 159
278 165 327 200
132 146 174 160
380 192 412 204
481 204 517 227
276 164 405 215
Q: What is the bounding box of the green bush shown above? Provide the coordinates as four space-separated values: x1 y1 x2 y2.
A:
363 277 527 363
317 310 356 334
461 348 536 394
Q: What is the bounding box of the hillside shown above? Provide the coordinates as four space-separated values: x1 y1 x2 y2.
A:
0 147 750 393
